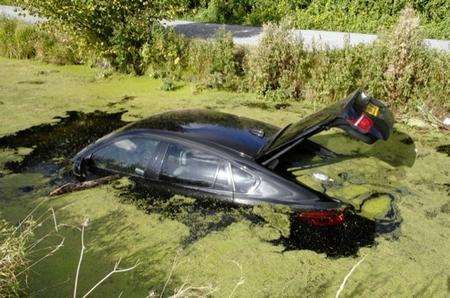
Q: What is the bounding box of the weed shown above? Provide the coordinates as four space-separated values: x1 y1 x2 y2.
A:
188 29 243 90
0 18 81 64
141 24 189 80
246 22 306 101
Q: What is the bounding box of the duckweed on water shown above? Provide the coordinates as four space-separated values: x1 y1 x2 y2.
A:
1 58 449 296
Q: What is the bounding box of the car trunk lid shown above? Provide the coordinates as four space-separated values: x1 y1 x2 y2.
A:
256 90 394 166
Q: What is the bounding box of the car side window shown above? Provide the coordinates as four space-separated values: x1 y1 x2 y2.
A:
231 165 258 193
160 143 230 190
214 162 232 191
92 136 160 176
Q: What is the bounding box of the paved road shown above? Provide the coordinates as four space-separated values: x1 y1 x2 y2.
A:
2 5 449 51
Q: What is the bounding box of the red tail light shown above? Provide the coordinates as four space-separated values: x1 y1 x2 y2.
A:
298 209 345 227
348 113 373 134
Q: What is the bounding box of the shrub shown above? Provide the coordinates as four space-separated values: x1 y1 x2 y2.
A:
188 29 243 90
193 0 252 24
0 18 81 64
0 18 17 58
141 24 189 80
0 18 40 59
13 25 38 59
18 0 187 74
304 44 368 103
244 9 449 115
359 7 449 115
188 0 450 39
379 8 426 105
246 22 307 100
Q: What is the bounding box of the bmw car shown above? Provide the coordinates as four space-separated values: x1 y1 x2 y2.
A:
73 90 394 226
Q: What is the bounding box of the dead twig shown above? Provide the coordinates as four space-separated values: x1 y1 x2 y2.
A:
82 258 140 298
160 250 181 298
16 236 65 277
51 208 58 232
49 175 120 197
335 255 366 298
14 199 48 232
229 260 245 298
170 283 217 298
73 218 89 298
71 218 139 298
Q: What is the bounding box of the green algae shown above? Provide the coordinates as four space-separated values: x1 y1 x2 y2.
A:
252 203 291 238
289 129 420 225
0 57 449 297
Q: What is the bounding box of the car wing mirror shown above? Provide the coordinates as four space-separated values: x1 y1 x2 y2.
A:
73 154 92 179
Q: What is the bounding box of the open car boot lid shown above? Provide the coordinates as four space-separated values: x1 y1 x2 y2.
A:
256 90 394 166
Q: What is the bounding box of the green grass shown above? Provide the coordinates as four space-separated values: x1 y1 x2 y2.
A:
0 57 449 297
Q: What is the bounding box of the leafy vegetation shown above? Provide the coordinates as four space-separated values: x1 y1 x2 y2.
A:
1 7 448 118
187 29 245 90
0 17 81 64
190 8 448 117
186 0 450 39
246 22 307 100
16 0 186 74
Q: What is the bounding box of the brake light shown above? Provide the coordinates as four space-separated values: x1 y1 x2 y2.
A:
348 113 373 134
298 209 345 227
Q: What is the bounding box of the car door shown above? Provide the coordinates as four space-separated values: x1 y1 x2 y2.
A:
89 135 162 181
158 142 233 201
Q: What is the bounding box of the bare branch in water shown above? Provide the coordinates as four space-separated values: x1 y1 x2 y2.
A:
335 255 366 298
49 175 120 197
73 218 89 298
82 258 140 298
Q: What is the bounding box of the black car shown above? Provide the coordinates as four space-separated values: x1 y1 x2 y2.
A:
73 90 393 226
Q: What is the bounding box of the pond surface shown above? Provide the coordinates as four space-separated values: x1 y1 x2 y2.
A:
0 110 417 258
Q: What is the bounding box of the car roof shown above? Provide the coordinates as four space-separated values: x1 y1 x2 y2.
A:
120 109 279 158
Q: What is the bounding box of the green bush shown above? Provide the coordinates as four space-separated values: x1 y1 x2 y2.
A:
141 24 189 80
194 0 252 24
188 0 450 39
0 18 81 64
13 25 38 59
356 7 450 115
188 30 244 90
17 0 187 74
246 22 307 100
1 6 447 117
304 45 367 103
0 18 17 58
242 8 449 115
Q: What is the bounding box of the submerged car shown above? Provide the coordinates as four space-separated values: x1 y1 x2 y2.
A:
73 90 393 226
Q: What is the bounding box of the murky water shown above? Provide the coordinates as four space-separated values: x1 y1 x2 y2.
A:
0 110 415 257
0 110 127 172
